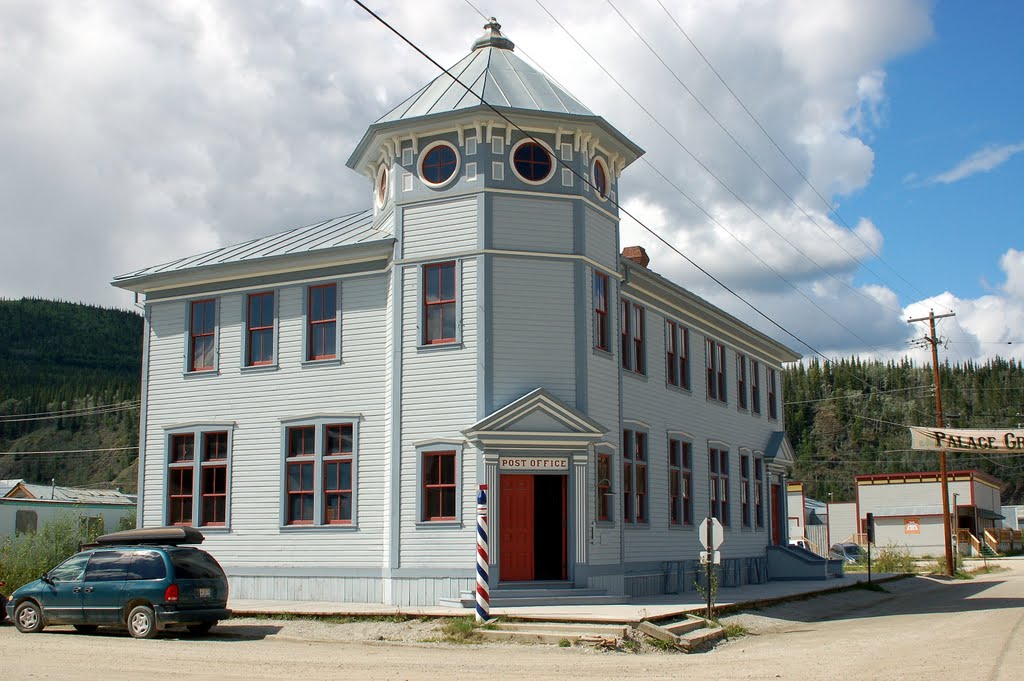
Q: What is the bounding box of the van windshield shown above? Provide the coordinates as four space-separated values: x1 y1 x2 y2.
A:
169 548 224 580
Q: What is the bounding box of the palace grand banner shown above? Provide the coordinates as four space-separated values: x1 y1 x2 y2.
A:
909 426 1024 453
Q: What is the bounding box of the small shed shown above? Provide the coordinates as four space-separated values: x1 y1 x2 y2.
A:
0 481 136 540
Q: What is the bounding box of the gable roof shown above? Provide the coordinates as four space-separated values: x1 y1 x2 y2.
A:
765 431 796 468
112 210 393 292
4 481 135 505
463 388 608 451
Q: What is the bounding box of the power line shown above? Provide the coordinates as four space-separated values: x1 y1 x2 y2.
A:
0 403 141 424
783 385 932 406
0 400 140 422
0 446 138 456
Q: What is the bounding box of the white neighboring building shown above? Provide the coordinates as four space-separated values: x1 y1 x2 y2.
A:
1 481 136 540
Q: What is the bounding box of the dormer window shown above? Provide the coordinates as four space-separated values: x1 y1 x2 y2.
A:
510 139 555 184
592 157 609 199
419 141 460 187
375 164 389 208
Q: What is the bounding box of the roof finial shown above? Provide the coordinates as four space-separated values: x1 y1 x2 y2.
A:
472 16 515 51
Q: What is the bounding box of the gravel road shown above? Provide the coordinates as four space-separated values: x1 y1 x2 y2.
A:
4 561 1023 680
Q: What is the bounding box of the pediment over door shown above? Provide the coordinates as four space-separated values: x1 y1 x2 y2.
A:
765 431 796 469
462 388 608 452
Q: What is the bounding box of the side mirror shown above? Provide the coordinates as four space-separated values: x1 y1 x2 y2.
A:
40 573 53 585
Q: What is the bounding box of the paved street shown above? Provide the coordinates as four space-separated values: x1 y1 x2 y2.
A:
3 561 1023 680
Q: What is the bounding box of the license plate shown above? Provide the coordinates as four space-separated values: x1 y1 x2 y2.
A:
197 587 211 598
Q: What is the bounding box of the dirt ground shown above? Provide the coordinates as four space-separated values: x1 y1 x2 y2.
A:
3 560 1023 680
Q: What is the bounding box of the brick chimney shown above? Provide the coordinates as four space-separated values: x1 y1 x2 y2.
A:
622 245 650 268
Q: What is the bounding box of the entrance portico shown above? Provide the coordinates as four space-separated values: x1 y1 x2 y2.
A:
462 388 607 585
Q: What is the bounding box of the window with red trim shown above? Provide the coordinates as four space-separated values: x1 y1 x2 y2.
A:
669 439 692 526
422 451 457 521
596 453 612 521
307 284 337 360
767 368 779 420
200 431 228 526
622 429 647 524
594 272 609 352
246 291 275 366
706 338 727 403
324 424 353 524
751 359 761 415
741 454 751 527
423 262 457 345
188 299 216 372
666 321 689 388
286 426 315 525
168 434 194 525
710 448 730 525
737 353 748 410
621 300 645 374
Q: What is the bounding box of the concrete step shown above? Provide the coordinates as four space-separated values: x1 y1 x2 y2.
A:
477 621 627 645
440 587 623 609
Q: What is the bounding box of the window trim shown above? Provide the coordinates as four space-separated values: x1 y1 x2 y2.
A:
279 416 360 529
622 428 649 525
184 298 219 375
418 140 461 188
592 156 610 200
302 282 342 364
375 163 389 208
621 299 646 375
164 424 234 530
593 271 610 353
750 359 762 415
767 368 780 421
668 437 693 527
415 442 464 526
740 451 751 528
709 446 730 527
755 454 765 529
706 338 727 403
509 138 556 186
736 352 748 411
418 260 462 349
241 290 279 370
596 450 613 523
666 320 690 390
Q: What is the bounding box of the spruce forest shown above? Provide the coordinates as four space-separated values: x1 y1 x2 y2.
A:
0 298 1022 505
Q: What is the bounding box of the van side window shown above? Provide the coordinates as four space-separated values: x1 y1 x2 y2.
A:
127 551 167 580
84 551 129 582
49 553 90 582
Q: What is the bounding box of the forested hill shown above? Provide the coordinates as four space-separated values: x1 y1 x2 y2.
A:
784 357 1024 505
0 298 142 490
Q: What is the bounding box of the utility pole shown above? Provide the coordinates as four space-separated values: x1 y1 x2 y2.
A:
908 309 956 577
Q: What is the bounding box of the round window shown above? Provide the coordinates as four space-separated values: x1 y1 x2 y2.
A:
511 140 554 184
592 158 609 199
419 142 460 187
375 164 389 208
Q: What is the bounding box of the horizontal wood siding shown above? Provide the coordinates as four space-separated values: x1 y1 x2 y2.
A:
490 258 577 408
491 195 573 253
398 259 478 567
142 273 390 568
402 196 478 259
584 206 618 269
620 300 779 563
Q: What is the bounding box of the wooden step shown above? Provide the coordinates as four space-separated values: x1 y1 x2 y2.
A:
675 625 725 651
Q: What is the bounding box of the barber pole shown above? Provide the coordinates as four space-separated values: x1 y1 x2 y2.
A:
475 485 490 623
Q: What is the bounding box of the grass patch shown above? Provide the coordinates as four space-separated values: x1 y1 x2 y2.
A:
645 636 678 651
966 564 1008 576
558 638 572 648
720 622 748 639
438 616 481 644
245 613 415 624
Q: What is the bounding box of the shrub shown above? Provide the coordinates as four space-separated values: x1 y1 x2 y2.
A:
0 513 104 594
870 544 917 573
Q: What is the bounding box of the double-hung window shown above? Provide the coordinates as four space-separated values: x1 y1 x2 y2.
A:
621 300 645 374
246 291 275 366
307 283 338 361
755 456 765 528
669 439 692 526
596 452 612 521
710 447 729 526
750 359 761 415
188 299 217 372
283 420 357 526
622 429 647 523
423 262 457 345
706 339 726 403
740 453 751 527
767 368 779 420
736 353 748 410
422 451 458 521
166 426 232 528
594 272 610 352
666 321 690 389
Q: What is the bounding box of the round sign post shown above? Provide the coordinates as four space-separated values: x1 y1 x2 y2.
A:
697 517 723 619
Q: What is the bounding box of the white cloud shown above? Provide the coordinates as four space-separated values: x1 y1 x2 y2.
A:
927 142 1024 185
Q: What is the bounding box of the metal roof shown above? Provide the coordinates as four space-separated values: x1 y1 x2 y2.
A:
5 482 135 505
113 210 383 283
376 20 593 124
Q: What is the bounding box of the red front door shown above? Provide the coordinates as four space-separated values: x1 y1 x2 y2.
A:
770 483 781 545
500 475 535 581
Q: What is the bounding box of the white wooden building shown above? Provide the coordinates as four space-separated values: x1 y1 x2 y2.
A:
112 21 802 605
0 481 136 541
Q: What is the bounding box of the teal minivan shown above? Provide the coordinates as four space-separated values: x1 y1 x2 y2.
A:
5 527 230 638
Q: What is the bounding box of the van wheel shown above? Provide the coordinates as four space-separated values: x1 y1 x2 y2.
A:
186 622 214 636
14 601 44 633
73 624 99 634
127 605 158 639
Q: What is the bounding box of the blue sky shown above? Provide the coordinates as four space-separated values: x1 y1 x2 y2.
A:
0 0 1020 365
844 1 1024 306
